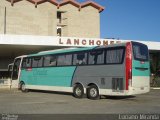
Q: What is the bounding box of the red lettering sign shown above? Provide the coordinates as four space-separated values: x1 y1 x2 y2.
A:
59 38 63 44
96 40 101 46
103 40 108 46
82 39 87 45
89 40 95 45
110 41 114 44
67 39 71 45
74 39 79 45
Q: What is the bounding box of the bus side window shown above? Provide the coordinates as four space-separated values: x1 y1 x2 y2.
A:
50 56 57 66
22 58 26 68
64 54 72 66
44 55 57 67
73 53 87 65
106 48 124 64
25 58 32 68
89 50 104 65
32 56 43 68
57 54 72 66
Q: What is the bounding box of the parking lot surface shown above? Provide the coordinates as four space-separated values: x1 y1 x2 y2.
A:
0 89 159 114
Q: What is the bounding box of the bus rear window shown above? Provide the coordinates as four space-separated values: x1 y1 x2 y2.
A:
132 42 149 61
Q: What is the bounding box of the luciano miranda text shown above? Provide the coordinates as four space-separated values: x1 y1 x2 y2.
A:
119 114 159 120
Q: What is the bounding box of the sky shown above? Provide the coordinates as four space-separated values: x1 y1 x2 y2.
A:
78 0 160 42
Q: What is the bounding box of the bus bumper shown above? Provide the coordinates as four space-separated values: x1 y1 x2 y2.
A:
99 86 150 96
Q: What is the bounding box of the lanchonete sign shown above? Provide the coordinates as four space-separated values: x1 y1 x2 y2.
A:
0 34 124 47
0 34 160 50
58 37 123 46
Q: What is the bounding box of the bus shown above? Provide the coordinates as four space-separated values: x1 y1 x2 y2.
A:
11 41 150 99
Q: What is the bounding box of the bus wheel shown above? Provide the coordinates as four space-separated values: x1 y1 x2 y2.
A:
87 85 100 100
21 82 28 93
73 84 84 98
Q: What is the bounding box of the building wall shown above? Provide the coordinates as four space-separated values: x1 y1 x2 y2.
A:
59 4 100 38
0 0 57 36
0 3 5 34
0 0 100 38
79 6 100 38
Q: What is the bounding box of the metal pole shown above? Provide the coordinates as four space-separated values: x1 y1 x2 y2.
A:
4 7 6 34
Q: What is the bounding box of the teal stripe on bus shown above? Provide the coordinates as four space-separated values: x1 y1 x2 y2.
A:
132 60 150 76
20 67 76 87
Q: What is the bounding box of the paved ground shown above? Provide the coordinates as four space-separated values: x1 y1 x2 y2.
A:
0 89 159 115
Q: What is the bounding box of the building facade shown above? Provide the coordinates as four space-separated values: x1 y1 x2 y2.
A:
0 0 104 37
0 0 104 75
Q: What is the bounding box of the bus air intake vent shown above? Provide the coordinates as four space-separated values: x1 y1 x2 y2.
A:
112 78 123 91
101 78 105 85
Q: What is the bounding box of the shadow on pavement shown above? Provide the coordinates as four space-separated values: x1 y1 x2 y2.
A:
29 89 73 96
101 95 136 100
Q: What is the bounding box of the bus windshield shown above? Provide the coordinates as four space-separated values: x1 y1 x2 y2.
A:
132 42 149 61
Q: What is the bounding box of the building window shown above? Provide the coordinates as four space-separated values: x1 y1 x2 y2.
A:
57 27 62 37
57 11 62 23
57 11 66 23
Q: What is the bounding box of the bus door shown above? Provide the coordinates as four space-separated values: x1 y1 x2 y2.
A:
11 58 22 88
131 42 150 89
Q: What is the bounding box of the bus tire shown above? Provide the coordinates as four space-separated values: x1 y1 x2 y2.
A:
87 85 100 100
20 82 29 93
73 84 84 98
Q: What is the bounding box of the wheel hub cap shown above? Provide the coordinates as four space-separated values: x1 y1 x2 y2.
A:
90 88 97 97
76 88 82 96
22 84 25 91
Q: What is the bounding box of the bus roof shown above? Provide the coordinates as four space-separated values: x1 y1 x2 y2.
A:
28 46 96 57
26 41 130 57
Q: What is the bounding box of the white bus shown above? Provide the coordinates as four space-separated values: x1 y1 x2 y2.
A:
10 41 150 99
